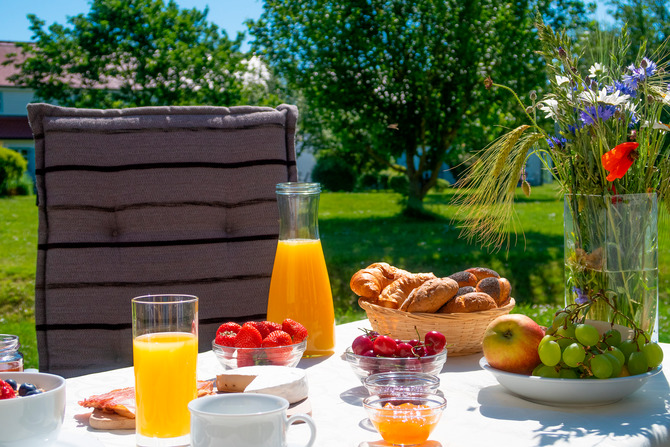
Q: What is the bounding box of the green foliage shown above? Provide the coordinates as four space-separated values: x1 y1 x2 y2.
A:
5 0 282 108
0 147 28 196
312 154 357 192
251 0 593 213
606 0 670 57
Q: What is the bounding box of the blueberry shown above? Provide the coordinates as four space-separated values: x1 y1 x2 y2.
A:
18 383 37 397
4 379 17 390
25 389 42 396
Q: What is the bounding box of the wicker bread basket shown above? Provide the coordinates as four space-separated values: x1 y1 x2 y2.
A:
359 297 516 356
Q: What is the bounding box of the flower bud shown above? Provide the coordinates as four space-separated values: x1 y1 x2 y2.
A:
484 76 493 90
529 90 537 101
629 130 637 141
525 106 533 114
558 47 567 58
641 59 648 68
522 180 531 197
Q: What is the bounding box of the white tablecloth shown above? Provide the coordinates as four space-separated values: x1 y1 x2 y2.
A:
60 320 670 447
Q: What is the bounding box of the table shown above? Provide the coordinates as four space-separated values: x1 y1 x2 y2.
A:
60 320 670 447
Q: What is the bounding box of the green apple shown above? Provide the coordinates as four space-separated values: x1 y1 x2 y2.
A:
482 314 544 375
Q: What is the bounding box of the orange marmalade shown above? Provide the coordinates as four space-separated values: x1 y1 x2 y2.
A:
369 403 440 446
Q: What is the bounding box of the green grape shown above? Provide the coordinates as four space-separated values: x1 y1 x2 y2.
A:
607 346 625 366
531 363 545 376
539 334 556 349
562 343 586 368
537 365 560 378
575 324 600 347
618 340 637 359
603 329 622 347
634 333 647 349
627 351 649 376
557 324 576 339
559 367 580 379
641 342 664 369
557 337 574 350
538 340 561 367
549 311 570 334
590 354 613 379
604 353 623 378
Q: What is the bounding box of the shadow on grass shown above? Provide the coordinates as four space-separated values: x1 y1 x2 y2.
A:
321 213 565 320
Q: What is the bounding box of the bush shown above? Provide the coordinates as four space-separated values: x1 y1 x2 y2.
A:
0 147 28 196
312 155 357 192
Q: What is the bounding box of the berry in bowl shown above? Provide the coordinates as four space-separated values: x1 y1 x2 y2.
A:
363 394 446 446
212 319 308 369
345 330 447 382
0 372 66 447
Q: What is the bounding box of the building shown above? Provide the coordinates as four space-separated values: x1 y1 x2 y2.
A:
0 41 35 183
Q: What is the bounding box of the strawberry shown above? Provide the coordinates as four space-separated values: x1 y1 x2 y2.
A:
282 318 308 343
215 322 242 347
234 323 263 348
264 321 283 333
248 321 271 339
0 380 16 400
262 330 293 348
216 322 241 335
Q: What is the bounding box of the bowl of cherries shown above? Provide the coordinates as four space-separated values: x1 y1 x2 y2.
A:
344 330 447 382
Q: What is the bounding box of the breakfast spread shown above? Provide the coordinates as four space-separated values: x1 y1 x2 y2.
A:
351 262 512 313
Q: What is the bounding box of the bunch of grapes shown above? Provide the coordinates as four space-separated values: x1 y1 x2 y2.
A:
534 301 663 379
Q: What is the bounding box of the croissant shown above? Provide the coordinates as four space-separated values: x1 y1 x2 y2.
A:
380 272 436 310
350 262 409 302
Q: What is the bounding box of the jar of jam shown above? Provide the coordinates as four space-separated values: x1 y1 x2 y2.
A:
0 334 23 371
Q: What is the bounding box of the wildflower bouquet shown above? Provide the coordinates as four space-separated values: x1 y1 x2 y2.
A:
455 20 670 339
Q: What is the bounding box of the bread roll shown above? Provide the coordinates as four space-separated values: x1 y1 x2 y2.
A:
476 277 511 307
437 292 497 313
404 277 459 313
465 267 500 282
448 271 478 288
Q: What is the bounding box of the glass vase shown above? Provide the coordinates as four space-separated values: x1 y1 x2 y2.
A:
564 193 659 342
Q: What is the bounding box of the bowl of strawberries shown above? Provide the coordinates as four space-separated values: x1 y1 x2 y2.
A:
212 319 308 370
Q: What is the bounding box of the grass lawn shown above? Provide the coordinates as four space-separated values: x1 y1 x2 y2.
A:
1 185 668 369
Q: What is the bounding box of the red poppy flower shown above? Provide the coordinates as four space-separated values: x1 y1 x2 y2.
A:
601 142 639 181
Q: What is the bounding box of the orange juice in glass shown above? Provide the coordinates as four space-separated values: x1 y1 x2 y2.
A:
267 183 335 356
132 294 198 447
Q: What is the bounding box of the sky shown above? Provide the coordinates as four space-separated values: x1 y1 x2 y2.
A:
0 0 612 50
0 0 265 50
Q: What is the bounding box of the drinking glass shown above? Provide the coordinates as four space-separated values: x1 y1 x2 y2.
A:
132 294 198 447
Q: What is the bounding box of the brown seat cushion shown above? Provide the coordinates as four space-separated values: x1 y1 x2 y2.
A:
27 104 298 377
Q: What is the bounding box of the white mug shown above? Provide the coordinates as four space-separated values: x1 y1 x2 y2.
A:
188 393 316 447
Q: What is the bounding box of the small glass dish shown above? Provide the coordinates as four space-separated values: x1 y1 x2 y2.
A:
363 394 446 446
212 339 307 370
363 372 440 396
344 347 447 382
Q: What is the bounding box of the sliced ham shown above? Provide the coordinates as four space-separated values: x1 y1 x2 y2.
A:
79 380 215 419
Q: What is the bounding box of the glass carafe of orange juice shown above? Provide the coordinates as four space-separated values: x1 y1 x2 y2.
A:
267 182 335 356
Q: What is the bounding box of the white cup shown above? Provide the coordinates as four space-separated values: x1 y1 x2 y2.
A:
188 393 316 447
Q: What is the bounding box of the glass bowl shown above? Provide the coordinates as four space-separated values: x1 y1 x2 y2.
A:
344 347 447 382
363 372 440 396
212 339 307 370
363 394 447 446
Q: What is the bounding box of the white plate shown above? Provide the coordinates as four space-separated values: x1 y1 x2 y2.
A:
54 430 104 447
479 357 662 406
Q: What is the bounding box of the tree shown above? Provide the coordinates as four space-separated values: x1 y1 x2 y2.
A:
606 0 670 55
6 0 280 108
251 0 593 213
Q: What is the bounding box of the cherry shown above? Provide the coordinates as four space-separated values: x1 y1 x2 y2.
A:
352 334 374 355
373 335 398 357
395 342 414 358
424 331 447 353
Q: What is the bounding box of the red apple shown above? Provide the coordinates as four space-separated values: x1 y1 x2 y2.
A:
482 314 544 375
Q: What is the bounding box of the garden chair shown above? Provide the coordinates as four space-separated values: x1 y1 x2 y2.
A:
27 104 298 377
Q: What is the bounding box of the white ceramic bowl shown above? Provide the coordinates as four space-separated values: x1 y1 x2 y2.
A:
480 357 662 406
0 372 66 446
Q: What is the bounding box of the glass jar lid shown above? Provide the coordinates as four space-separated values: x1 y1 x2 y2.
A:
276 182 321 194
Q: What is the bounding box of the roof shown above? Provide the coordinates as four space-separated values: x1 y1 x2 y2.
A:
0 116 32 139
0 41 28 87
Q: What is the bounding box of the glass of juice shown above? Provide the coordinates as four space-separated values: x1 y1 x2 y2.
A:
132 294 198 447
267 182 335 356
